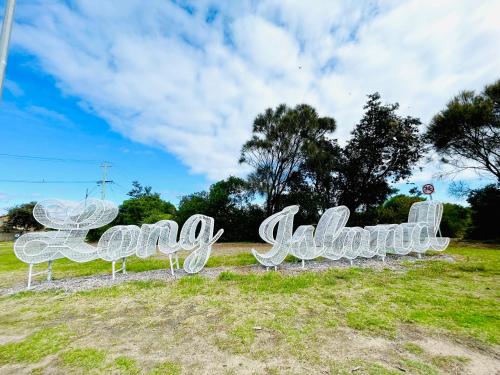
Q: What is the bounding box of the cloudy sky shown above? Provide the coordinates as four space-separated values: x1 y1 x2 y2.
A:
1 0 499 211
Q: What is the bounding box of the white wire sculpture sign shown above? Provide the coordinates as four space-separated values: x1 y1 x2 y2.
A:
251 201 449 269
14 198 449 289
14 198 223 288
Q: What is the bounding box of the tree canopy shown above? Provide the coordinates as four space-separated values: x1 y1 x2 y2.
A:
238 94 424 227
117 195 176 226
176 177 263 241
336 93 423 214
426 79 500 181
440 203 471 238
239 103 336 216
10 85 500 243
127 181 155 198
377 194 425 224
466 184 500 241
2 202 43 232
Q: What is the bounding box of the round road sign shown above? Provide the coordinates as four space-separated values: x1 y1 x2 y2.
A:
422 184 435 195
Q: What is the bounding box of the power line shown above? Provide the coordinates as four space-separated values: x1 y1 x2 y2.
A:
0 153 105 163
0 179 100 184
112 181 128 192
108 184 119 200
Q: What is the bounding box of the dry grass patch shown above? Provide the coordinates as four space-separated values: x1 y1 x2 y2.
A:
0 243 498 373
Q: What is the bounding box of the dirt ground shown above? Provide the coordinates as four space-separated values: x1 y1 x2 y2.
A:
0 242 498 374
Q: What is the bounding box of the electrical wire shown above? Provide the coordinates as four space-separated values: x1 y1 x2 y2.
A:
0 179 99 184
111 181 128 193
0 153 109 164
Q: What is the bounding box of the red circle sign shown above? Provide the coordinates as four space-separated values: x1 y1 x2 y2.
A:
422 184 435 195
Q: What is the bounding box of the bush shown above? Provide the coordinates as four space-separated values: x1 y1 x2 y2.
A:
466 184 500 241
377 194 424 224
440 203 471 238
175 177 265 242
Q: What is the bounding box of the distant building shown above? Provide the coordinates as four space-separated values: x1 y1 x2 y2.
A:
0 215 8 226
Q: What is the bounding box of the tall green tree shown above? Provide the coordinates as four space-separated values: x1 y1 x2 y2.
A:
87 183 176 241
377 195 471 238
426 79 500 181
273 137 343 225
440 203 471 238
176 177 264 241
297 138 343 219
127 181 154 198
2 202 43 232
117 195 176 225
466 184 500 241
175 192 210 225
336 93 423 217
377 194 425 224
239 104 336 216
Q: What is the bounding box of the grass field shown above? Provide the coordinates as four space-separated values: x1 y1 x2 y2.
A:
0 241 498 374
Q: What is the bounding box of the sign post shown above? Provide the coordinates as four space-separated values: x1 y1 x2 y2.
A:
422 183 435 200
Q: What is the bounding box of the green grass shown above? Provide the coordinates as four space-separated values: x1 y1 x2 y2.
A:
430 355 470 369
0 326 73 364
61 348 107 370
403 342 424 355
0 242 266 290
0 242 498 373
206 252 258 267
399 358 439 375
149 361 181 375
329 358 401 374
114 356 141 375
115 356 141 375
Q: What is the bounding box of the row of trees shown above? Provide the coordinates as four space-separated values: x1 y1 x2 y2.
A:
2 79 498 241
182 79 498 240
0 182 485 242
239 93 424 225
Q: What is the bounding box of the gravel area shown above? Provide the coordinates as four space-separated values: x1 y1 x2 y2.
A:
1 254 455 296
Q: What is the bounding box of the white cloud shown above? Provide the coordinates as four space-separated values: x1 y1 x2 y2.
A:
4 79 24 96
26 105 72 124
10 0 500 180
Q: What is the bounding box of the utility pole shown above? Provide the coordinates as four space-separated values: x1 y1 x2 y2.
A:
99 162 112 200
0 0 16 100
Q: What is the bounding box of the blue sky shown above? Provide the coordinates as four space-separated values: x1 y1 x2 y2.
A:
1 0 499 213
0 51 209 212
